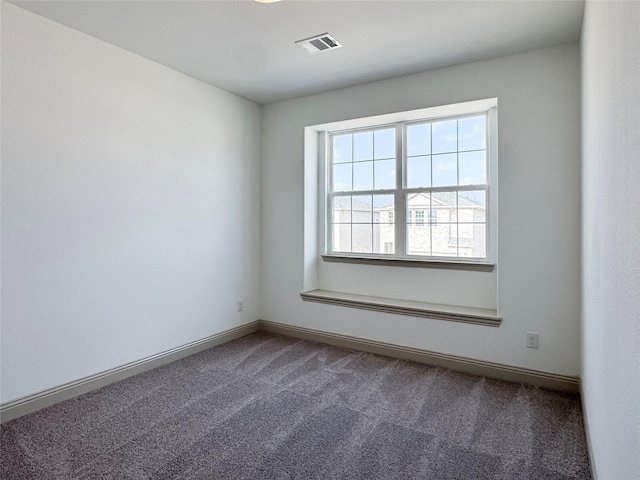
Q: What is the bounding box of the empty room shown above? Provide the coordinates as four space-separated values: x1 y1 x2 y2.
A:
1 0 638 479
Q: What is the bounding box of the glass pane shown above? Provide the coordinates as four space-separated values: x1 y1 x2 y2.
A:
333 163 352 192
375 237 395 255
332 224 351 252
431 191 457 225
332 196 351 223
333 134 353 163
472 224 487 258
407 155 431 188
372 223 383 253
353 131 373 161
353 161 373 191
374 159 395 190
407 193 431 221
373 195 394 223
458 115 486 152
374 128 395 159
458 190 486 222
352 224 373 253
407 222 431 256
432 191 457 209
459 151 486 186
432 153 457 187
457 224 486 258
428 208 438 225
458 223 472 258
374 196 394 253
352 195 372 223
432 223 457 257
406 123 431 156
432 119 457 154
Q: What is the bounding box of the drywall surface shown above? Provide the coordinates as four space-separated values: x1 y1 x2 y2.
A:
1 4 261 403
581 2 640 478
262 43 581 375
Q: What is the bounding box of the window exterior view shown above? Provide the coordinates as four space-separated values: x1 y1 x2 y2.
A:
328 112 490 261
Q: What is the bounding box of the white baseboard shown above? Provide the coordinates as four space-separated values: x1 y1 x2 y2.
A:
0 321 261 423
1 318 581 424
260 320 580 393
580 384 598 479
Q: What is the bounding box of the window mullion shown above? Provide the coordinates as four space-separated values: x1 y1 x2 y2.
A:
395 123 406 257
327 134 334 253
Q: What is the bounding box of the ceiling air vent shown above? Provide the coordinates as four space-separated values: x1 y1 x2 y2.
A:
295 33 342 55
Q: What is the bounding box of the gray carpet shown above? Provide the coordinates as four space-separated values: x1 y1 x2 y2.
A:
1 332 591 479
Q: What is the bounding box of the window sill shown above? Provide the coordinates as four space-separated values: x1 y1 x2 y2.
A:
300 289 501 327
322 255 495 272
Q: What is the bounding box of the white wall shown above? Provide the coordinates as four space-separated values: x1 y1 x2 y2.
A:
581 2 640 478
262 43 581 375
0 3 261 404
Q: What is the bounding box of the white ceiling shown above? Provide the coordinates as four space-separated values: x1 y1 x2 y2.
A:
12 0 584 105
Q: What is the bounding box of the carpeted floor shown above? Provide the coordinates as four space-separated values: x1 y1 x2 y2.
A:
1 332 591 479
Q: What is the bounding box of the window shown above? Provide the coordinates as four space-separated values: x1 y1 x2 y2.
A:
326 102 495 263
428 209 437 225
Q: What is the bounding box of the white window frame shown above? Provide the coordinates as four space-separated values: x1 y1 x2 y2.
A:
318 99 498 268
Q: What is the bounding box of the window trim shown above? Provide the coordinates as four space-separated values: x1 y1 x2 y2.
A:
300 289 501 326
321 254 494 271
321 99 497 267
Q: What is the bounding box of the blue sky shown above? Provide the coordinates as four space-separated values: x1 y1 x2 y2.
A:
332 115 487 205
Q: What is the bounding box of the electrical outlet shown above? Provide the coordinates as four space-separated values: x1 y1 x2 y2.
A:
237 300 244 312
526 332 539 349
